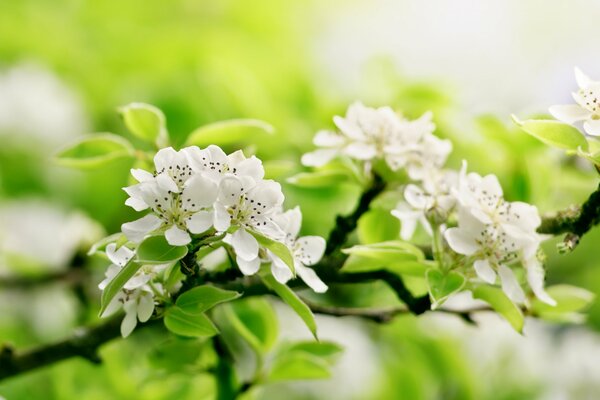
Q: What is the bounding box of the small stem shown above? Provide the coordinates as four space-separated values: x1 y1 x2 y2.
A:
431 224 446 271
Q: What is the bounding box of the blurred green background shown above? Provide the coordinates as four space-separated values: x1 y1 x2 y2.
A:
1 0 600 399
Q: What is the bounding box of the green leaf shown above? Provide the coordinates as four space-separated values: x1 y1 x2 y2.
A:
426 269 466 309
148 337 216 372
119 102 167 144
341 254 431 277
54 133 134 168
163 306 219 338
99 259 142 317
267 352 331 382
280 341 343 364
358 209 401 244
176 285 241 314
222 298 278 354
512 117 589 152
532 284 595 319
248 229 294 274
342 241 424 262
87 233 126 256
287 170 352 188
473 285 524 332
260 272 318 339
185 118 274 147
136 235 188 264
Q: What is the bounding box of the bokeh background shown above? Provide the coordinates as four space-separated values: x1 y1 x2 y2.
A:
1 1 600 399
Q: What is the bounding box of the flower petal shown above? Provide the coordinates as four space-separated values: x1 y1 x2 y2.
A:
296 264 328 293
301 149 338 167
498 264 526 304
165 225 191 246
313 130 345 147
549 104 591 124
213 203 231 232
231 229 259 261
270 253 293 284
131 168 154 183
295 236 325 266
525 258 556 306
235 156 265 181
122 214 163 243
583 119 600 136
237 255 261 275
186 210 214 234
343 142 377 160
156 173 180 193
474 259 496 284
575 66 592 88
106 243 135 267
137 292 155 322
121 302 138 337
181 175 218 210
444 227 478 255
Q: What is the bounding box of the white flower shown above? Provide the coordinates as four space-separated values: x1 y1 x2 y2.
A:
186 144 265 183
122 147 218 246
392 168 458 240
215 176 285 275
549 67 600 136
269 207 328 293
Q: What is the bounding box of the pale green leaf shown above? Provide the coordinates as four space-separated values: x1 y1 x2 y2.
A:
136 235 188 264
55 133 134 168
222 298 278 354
267 352 331 382
532 284 595 318
473 285 524 332
176 285 241 314
185 119 274 147
513 117 589 152
357 209 401 244
119 102 167 144
426 269 466 309
163 306 219 338
248 229 294 274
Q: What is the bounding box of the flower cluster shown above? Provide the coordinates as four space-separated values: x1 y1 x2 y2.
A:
550 67 600 136
301 102 452 179
100 145 327 336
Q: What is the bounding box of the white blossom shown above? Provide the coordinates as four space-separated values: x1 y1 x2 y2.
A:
269 207 328 293
549 67 600 136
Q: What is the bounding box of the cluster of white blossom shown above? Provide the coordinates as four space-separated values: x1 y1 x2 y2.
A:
100 145 327 336
314 103 554 306
301 102 452 179
549 67 600 137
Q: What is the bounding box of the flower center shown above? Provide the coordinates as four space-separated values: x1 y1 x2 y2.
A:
577 86 600 114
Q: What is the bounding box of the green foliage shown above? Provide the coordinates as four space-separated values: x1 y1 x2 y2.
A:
341 241 429 277
357 208 401 244
54 134 134 168
532 284 595 323
513 117 589 152
260 272 318 339
426 269 466 309
148 337 216 373
136 235 188 264
222 298 278 354
473 285 524 332
185 119 274 147
119 102 168 146
248 229 295 274
176 286 241 314
267 352 330 382
163 306 219 338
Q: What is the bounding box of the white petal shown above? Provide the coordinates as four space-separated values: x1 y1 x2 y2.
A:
131 168 154 182
100 292 124 317
165 225 191 246
125 197 149 212
343 142 377 160
270 253 293 284
235 156 265 181
231 229 259 261
549 104 591 124
313 130 345 147
217 176 247 206
247 180 284 211
181 175 218 210
444 227 478 255
334 115 365 140
121 302 138 337
137 293 155 322
391 205 420 241
213 203 231 232
404 184 430 209
105 243 134 267
525 258 556 306
285 207 302 238
123 273 151 290
186 211 214 234
122 214 163 243
474 259 496 284
583 119 600 136
498 264 526 304
295 236 325 266
301 149 338 167
237 255 261 275
156 173 180 193
153 147 178 172
296 264 328 293
575 66 592 88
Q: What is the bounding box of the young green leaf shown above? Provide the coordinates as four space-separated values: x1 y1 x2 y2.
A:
99 259 142 317
164 306 219 338
176 285 241 314
55 133 134 168
532 284 595 319
341 254 431 277
342 241 424 263
185 118 274 147
426 269 466 309
267 352 331 382
248 229 294 274
473 285 524 332
287 170 352 188
357 209 401 244
119 102 167 144
136 235 188 264
222 298 278 354
279 341 343 364
260 272 318 339
512 117 589 152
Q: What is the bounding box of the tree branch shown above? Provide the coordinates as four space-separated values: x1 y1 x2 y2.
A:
538 182 600 250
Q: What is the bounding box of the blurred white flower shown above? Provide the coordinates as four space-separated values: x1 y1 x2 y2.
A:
550 67 600 136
